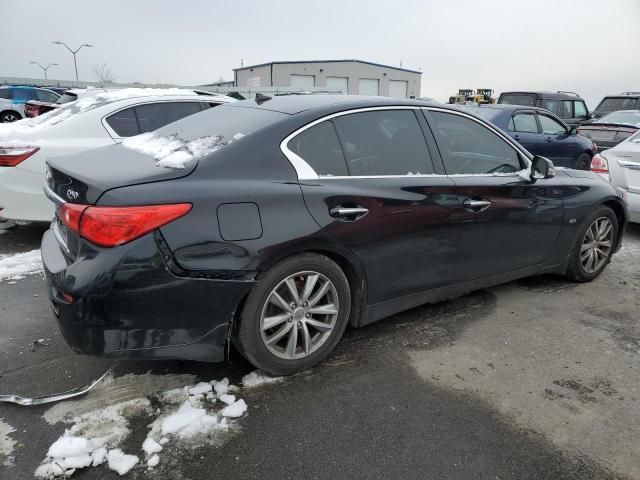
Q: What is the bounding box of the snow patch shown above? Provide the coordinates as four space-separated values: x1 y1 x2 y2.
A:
106 449 139 475
242 370 284 388
0 418 16 467
0 249 42 282
221 399 248 418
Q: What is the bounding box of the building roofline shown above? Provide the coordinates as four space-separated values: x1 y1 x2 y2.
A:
233 59 422 75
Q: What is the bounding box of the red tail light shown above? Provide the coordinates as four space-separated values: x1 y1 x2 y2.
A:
590 154 609 174
60 203 192 247
0 146 39 167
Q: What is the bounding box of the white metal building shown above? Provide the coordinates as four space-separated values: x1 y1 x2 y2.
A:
233 59 422 98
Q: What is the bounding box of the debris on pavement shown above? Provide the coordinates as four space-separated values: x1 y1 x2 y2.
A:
30 338 49 352
0 365 116 405
242 370 284 388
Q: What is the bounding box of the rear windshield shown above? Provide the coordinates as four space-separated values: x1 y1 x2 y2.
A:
154 104 287 141
498 94 536 107
56 92 79 104
595 97 639 114
598 111 640 127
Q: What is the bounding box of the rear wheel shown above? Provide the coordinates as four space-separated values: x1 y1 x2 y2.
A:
0 111 21 123
574 153 591 171
565 206 618 282
234 253 351 375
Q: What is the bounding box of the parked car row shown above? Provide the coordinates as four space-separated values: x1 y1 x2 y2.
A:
0 85 62 122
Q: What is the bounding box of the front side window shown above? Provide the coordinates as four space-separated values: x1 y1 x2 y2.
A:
430 111 522 175
511 113 539 133
333 110 434 176
0 88 10 100
134 101 203 133
105 107 139 137
574 101 588 118
538 114 566 135
11 88 37 103
288 121 348 176
36 89 59 103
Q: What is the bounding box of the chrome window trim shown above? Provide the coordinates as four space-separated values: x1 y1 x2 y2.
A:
280 105 532 181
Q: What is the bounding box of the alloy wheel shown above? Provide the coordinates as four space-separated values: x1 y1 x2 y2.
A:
1 113 18 123
580 217 613 273
260 271 339 360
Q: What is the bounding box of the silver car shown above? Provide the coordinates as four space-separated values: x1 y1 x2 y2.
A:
592 130 640 222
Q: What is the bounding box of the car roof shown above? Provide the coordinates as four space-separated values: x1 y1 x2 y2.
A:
460 104 556 114
224 94 439 115
500 91 583 100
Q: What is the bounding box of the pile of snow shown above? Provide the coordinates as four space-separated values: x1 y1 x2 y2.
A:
0 418 16 467
242 370 284 388
122 132 245 169
0 249 43 282
35 373 278 478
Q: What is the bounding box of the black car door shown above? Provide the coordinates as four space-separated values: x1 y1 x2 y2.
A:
424 108 564 282
536 112 577 168
508 110 542 153
288 108 460 305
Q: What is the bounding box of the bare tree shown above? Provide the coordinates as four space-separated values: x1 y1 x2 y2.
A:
92 64 115 86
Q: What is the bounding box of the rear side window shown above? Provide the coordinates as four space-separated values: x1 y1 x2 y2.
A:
134 102 202 133
333 110 434 176
574 101 588 118
430 111 521 175
499 94 536 107
106 107 139 137
36 89 59 103
288 121 348 176
510 113 539 133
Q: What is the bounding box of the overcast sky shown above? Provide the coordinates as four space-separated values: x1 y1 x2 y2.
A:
1 0 638 108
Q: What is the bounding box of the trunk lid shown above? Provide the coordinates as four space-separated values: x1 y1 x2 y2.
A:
46 142 197 259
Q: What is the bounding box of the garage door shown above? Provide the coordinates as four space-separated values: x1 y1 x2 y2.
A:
290 74 315 89
389 80 408 99
358 78 379 96
326 76 348 94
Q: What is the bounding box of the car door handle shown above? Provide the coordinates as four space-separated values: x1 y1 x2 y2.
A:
329 206 369 221
545 137 553 142
513 134 520 141
463 198 491 212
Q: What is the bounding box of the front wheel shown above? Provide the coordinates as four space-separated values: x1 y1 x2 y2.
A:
0 111 21 123
234 253 351 375
565 206 618 282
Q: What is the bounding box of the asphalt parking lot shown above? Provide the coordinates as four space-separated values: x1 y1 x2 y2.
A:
1 222 639 480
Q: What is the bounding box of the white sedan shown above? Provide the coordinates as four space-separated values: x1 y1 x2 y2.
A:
0 88 233 222
591 130 640 222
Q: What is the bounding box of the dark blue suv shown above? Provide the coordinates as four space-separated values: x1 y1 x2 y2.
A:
461 104 597 170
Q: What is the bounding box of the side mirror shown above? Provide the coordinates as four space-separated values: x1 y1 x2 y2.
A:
567 126 577 135
531 155 555 180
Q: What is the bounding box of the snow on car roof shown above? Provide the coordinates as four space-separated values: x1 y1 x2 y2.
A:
0 88 232 138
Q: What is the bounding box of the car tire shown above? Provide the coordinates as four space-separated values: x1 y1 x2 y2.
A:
0 111 21 123
575 153 591 171
565 205 618 282
234 253 351 376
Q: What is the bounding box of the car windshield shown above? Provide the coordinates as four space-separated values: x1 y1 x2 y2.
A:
598 111 640 127
498 94 536 106
595 97 639 114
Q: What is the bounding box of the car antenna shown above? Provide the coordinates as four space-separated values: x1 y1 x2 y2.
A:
255 92 272 105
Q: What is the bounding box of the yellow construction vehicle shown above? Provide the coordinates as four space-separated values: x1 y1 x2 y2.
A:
448 89 475 104
476 89 496 104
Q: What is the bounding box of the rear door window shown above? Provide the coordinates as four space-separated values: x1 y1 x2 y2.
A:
105 107 139 137
332 110 435 176
0 88 10 100
510 113 539 133
134 101 203 133
288 121 348 176
562 100 573 118
11 88 37 103
429 111 522 174
541 99 562 117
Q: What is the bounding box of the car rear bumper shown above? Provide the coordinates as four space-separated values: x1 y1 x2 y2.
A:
41 228 256 362
0 167 53 221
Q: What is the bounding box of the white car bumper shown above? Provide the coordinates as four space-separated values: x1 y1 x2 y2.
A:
0 167 54 222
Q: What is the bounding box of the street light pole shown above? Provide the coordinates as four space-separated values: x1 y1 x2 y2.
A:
51 42 94 81
29 62 58 80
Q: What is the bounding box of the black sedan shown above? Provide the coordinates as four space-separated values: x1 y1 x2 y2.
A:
460 104 597 170
42 95 627 375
